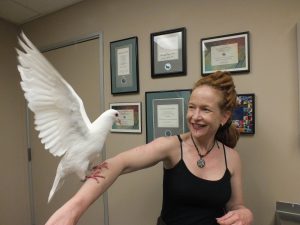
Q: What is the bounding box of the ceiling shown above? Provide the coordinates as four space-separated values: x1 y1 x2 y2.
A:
0 0 85 25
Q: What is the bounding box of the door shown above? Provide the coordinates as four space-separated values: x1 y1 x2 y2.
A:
28 36 107 225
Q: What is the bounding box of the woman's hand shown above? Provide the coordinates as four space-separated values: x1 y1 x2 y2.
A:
216 207 253 225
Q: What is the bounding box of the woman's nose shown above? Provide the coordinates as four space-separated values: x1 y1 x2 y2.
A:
192 109 202 120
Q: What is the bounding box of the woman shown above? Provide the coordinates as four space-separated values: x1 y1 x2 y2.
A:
45 71 253 225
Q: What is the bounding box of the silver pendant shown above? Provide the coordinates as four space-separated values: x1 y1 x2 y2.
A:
197 158 205 168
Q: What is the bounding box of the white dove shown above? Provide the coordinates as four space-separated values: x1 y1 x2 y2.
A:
16 32 120 202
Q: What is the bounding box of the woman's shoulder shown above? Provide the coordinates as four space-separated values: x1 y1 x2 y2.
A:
152 135 184 168
222 143 241 175
151 134 182 149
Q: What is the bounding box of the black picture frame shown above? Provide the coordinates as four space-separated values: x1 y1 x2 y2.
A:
110 37 139 94
232 94 255 134
151 27 187 78
201 31 250 75
145 89 191 143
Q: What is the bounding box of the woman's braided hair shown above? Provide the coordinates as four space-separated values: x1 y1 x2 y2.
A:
192 71 240 148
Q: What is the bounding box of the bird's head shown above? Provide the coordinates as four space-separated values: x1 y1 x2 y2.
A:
93 109 121 132
104 109 121 125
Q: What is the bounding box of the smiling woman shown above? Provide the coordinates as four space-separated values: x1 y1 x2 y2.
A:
44 71 252 225
189 71 240 148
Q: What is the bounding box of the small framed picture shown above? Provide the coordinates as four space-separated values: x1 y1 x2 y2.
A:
145 89 191 143
232 94 255 134
201 31 250 75
110 37 139 94
151 27 187 78
109 102 142 133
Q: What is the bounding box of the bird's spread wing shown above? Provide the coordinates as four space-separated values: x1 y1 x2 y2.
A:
17 32 91 157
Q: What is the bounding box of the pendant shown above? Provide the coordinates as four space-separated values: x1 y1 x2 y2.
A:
197 158 205 168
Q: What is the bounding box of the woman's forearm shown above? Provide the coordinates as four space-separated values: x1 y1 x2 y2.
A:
45 156 124 225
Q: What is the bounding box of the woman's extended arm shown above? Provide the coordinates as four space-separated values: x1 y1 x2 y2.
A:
45 136 176 225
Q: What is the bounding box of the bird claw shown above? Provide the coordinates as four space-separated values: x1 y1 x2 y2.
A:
91 161 108 170
85 161 108 183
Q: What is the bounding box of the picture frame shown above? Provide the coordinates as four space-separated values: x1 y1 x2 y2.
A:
110 37 139 94
109 102 142 133
151 27 187 78
145 89 191 143
201 31 250 75
232 94 255 134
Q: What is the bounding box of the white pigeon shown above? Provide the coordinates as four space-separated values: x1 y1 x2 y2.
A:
16 32 120 202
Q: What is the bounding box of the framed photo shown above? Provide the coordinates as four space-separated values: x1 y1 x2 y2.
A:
110 37 139 94
201 31 250 75
232 94 255 134
110 102 142 133
145 89 191 143
151 27 187 77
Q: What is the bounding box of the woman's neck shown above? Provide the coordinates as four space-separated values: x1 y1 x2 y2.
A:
190 133 215 151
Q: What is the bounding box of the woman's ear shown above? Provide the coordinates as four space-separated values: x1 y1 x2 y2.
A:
222 111 231 125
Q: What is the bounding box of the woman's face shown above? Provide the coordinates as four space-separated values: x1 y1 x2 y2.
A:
187 85 230 139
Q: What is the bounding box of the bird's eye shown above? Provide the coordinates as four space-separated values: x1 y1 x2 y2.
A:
115 113 119 117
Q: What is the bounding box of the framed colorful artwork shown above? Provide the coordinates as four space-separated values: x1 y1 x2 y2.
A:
232 94 255 134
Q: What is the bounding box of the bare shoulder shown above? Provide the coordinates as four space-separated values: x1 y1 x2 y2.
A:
149 135 181 152
150 135 182 167
223 145 242 175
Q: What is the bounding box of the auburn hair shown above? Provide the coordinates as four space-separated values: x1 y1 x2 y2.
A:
192 71 239 148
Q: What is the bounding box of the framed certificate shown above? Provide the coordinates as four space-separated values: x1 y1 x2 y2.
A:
151 27 187 77
109 102 142 133
145 89 191 143
110 37 139 94
201 31 250 75
232 94 255 134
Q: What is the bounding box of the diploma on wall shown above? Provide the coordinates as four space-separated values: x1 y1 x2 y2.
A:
157 104 179 128
201 31 250 75
152 98 184 140
156 34 180 62
118 109 134 126
146 89 191 143
150 27 186 77
117 47 130 76
211 43 238 66
110 37 139 94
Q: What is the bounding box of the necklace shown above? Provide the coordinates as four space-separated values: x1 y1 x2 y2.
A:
191 135 216 168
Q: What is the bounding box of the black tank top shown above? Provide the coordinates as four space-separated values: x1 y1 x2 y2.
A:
160 135 232 225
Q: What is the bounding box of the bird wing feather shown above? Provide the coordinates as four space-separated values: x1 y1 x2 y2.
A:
17 32 91 157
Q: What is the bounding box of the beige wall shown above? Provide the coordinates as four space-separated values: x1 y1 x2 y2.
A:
0 19 31 224
1 0 300 224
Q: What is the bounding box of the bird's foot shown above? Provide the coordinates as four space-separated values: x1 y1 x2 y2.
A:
85 161 108 183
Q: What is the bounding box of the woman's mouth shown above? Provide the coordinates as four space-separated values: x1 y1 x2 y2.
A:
192 123 207 130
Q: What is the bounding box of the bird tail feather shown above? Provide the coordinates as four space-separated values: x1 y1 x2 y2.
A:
48 170 64 203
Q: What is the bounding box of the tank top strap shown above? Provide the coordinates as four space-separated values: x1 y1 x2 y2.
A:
176 135 183 159
222 143 228 169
